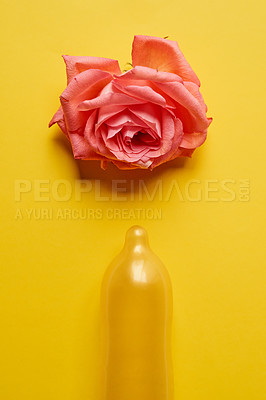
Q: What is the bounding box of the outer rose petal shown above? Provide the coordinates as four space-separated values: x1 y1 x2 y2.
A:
70 133 106 160
154 81 210 132
60 69 112 134
132 35 200 86
184 82 207 112
115 66 183 83
63 55 121 84
180 132 207 149
49 106 68 136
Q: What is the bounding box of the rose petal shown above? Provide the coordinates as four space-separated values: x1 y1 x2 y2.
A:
83 109 98 146
145 109 181 158
104 126 153 162
130 141 159 154
154 81 210 132
78 91 144 111
115 66 183 84
107 125 141 140
112 81 171 108
180 132 207 149
94 125 117 159
107 142 150 163
128 104 162 137
60 69 112 135
114 67 179 109
83 114 116 161
103 109 148 130
69 133 106 160
132 35 200 86
97 105 128 126
184 82 208 112
63 55 121 84
149 117 184 168
49 106 68 136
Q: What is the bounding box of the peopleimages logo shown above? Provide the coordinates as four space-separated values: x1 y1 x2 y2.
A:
14 178 250 203
14 178 250 220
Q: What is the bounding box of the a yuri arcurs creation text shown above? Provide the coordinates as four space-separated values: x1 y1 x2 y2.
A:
49 35 212 170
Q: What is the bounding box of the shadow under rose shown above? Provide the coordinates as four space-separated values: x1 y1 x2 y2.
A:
77 157 186 180
52 131 73 155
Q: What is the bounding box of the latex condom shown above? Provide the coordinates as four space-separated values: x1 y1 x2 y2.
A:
100 225 174 400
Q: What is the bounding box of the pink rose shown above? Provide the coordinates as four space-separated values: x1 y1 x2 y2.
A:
49 35 212 170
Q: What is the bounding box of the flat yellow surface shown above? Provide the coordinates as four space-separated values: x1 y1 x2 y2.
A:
0 0 265 399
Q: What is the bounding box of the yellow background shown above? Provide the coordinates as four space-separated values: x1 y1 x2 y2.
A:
1 0 265 399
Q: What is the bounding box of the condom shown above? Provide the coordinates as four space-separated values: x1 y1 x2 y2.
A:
100 225 174 400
